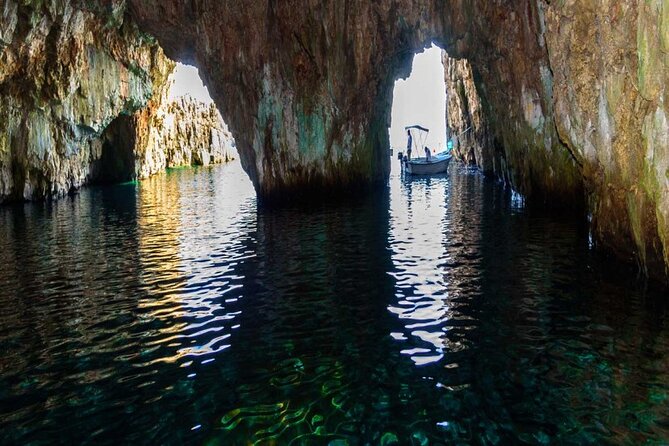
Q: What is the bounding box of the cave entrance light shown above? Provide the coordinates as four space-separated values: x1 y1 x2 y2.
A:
169 63 216 105
389 44 448 170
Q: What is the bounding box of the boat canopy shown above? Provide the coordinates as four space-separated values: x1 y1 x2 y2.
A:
404 125 430 133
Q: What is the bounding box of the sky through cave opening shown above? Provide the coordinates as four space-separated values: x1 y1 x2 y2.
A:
389 44 447 158
170 63 216 105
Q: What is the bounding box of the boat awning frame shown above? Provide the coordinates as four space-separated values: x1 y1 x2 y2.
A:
404 125 430 133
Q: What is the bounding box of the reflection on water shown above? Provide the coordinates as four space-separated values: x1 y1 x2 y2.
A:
0 161 668 444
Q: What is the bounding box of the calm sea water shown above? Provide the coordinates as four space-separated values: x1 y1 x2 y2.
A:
0 160 667 445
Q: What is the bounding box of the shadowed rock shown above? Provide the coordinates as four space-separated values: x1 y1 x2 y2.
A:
2 0 669 279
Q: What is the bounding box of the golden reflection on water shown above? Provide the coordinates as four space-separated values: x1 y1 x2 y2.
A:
135 165 256 365
1 161 669 444
135 172 189 364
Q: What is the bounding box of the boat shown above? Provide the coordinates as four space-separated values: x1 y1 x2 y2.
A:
403 151 452 175
400 124 453 175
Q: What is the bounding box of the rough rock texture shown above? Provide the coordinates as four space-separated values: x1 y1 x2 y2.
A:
123 0 669 278
123 85 236 181
3 1 669 278
444 56 494 173
148 97 235 175
441 1 669 277
545 1 669 277
127 1 462 200
0 0 171 201
0 0 234 201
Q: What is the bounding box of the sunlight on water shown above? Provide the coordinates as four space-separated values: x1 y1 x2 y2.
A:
0 160 668 444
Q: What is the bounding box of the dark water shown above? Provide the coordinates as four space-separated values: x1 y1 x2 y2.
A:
0 161 668 445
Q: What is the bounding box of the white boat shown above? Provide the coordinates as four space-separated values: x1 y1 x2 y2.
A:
404 151 452 175
400 124 453 175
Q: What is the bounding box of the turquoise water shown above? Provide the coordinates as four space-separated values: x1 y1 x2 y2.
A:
0 161 667 444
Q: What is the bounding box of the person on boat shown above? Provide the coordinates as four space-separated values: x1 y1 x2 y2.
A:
424 146 431 160
406 130 413 160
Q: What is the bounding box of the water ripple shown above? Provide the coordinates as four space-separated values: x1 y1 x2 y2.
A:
0 162 667 444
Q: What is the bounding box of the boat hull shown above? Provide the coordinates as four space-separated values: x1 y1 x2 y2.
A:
403 154 452 175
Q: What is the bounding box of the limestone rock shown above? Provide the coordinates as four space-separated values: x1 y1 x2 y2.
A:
443 1 669 277
124 0 669 278
131 82 236 180
0 0 233 202
544 0 669 276
0 0 169 201
3 0 669 279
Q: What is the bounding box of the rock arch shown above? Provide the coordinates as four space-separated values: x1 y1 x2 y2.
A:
2 0 669 279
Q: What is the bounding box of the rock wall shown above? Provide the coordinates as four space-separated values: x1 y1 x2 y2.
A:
126 81 236 181
546 1 669 277
140 97 235 178
444 56 495 173
0 0 234 202
123 0 669 278
126 1 463 200
442 1 669 278
3 0 669 278
0 0 170 201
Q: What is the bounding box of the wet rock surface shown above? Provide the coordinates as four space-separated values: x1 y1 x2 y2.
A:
442 1 669 278
0 0 167 201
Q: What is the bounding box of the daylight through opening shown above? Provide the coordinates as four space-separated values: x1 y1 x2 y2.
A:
164 63 238 165
389 44 447 169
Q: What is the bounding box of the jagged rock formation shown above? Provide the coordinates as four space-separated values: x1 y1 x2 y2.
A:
147 97 235 176
0 0 170 201
126 1 457 199
118 80 236 182
444 56 493 173
442 2 669 277
0 0 234 202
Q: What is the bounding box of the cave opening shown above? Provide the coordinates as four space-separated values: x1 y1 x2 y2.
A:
389 43 448 171
93 114 137 184
166 63 239 164
169 63 216 108
91 62 240 187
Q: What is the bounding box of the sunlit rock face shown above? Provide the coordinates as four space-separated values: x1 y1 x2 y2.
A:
128 80 236 181
444 57 494 173
0 0 234 201
151 98 235 174
0 0 169 201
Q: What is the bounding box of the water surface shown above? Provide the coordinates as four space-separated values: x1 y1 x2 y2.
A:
0 161 667 444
